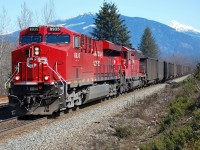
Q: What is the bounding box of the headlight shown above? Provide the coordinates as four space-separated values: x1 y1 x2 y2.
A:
34 46 40 56
15 75 20 81
44 75 49 81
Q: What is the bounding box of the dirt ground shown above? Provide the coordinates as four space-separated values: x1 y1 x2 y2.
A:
71 83 182 150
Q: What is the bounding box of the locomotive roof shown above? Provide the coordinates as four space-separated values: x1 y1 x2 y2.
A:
20 26 79 35
103 40 121 51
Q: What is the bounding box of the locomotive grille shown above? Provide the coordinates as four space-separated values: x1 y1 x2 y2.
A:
19 62 44 82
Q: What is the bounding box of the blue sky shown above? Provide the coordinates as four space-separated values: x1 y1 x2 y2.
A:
0 0 199 31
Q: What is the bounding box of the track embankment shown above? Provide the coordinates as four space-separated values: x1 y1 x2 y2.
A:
0 75 190 150
0 97 8 108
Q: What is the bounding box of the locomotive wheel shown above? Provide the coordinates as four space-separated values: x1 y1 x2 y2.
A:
64 108 73 113
51 111 60 118
73 106 79 111
100 98 105 103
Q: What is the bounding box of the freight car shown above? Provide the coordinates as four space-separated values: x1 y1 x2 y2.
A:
5 26 191 116
140 58 165 84
140 58 191 83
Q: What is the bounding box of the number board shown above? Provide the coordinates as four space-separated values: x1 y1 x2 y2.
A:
48 27 61 32
29 27 39 32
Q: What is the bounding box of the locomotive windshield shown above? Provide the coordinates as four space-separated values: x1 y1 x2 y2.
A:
45 34 70 44
20 35 42 44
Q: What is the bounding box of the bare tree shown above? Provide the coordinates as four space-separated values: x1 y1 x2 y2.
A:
0 8 7 63
34 11 42 26
42 0 56 25
0 8 10 34
17 2 33 30
0 8 14 96
164 53 194 68
0 8 10 69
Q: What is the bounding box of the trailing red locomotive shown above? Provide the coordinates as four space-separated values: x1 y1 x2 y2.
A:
6 26 190 115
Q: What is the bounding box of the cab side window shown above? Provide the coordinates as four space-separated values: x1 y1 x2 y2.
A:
74 36 80 48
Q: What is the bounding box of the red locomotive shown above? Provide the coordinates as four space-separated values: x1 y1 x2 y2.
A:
6 26 191 115
7 26 145 115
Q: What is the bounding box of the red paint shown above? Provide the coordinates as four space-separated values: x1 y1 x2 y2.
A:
11 26 144 85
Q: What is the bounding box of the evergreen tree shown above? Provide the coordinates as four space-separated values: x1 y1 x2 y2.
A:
92 2 131 47
194 62 200 79
139 27 159 58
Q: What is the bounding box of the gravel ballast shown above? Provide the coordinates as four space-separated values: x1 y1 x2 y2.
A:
0 76 189 150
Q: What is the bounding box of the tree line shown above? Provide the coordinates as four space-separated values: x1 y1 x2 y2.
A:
92 1 159 59
18 0 56 30
92 2 196 66
0 8 14 96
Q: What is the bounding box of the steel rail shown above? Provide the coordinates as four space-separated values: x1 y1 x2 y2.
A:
0 116 47 136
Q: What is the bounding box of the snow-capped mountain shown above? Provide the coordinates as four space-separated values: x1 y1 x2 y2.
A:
52 12 95 34
169 20 200 39
0 30 14 35
169 20 200 33
2 13 200 59
50 13 200 57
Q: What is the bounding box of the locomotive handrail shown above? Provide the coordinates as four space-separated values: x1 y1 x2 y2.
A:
46 64 66 96
4 70 17 89
4 62 29 111
4 62 21 89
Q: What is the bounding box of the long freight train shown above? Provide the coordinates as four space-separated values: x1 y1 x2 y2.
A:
6 26 191 115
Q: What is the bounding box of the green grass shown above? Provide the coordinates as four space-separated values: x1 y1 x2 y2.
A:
140 126 196 150
140 76 200 150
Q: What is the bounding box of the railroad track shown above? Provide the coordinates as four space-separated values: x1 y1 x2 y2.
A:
0 116 18 123
0 75 190 138
0 102 8 108
0 97 8 108
0 116 47 136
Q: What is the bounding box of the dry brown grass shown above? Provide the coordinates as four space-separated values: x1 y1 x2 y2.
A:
84 84 183 150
